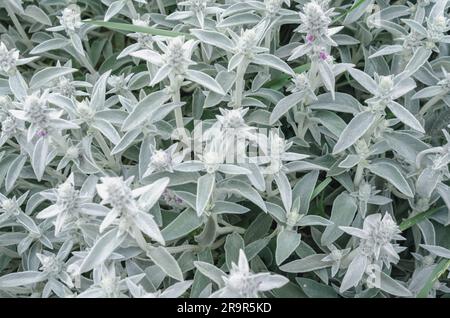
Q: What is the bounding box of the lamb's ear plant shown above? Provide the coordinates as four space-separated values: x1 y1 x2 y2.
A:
0 0 449 299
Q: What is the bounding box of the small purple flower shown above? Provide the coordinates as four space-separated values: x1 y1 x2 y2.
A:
36 130 48 137
175 196 183 205
319 51 328 61
161 189 184 207
306 34 315 43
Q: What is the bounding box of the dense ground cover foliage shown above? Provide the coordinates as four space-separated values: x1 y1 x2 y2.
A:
0 0 450 298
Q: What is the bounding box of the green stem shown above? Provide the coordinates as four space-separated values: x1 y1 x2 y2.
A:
399 206 443 231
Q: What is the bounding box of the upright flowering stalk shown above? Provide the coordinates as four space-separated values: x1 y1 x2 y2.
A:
47 5 96 73
222 0 295 56
258 130 317 212
223 0 296 88
192 20 293 109
289 0 342 97
267 1 348 146
131 36 224 140
332 69 425 189
53 5 84 54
